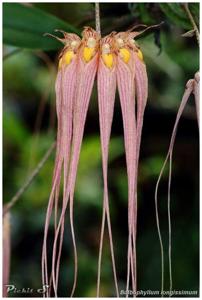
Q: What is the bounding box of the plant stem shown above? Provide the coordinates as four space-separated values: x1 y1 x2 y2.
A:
3 141 56 216
95 3 101 35
183 3 200 47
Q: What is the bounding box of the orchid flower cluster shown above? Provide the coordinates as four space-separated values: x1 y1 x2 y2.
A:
42 26 148 297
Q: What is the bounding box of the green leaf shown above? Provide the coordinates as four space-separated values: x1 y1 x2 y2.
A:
160 3 191 30
138 4 154 24
189 3 199 25
3 3 80 50
167 3 187 20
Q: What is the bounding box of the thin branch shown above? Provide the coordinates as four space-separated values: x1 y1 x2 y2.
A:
3 141 56 216
95 3 101 35
183 3 200 47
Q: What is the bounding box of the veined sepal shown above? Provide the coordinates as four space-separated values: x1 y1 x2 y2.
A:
97 34 119 296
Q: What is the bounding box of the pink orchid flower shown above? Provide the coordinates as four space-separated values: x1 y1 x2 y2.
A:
97 32 119 297
42 26 148 297
42 27 100 297
115 31 148 295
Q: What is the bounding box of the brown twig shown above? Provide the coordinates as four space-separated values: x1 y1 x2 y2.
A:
95 3 101 35
183 3 200 47
3 141 56 216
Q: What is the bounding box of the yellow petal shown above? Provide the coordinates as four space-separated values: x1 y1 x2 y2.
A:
102 53 113 68
64 50 75 65
58 58 63 69
137 49 144 61
59 51 75 69
83 47 94 62
119 48 131 63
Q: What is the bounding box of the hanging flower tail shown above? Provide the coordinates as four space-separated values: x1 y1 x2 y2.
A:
129 36 148 294
42 32 81 297
50 27 100 297
3 210 11 297
134 48 148 170
53 34 81 296
115 32 137 294
193 72 199 127
97 33 119 297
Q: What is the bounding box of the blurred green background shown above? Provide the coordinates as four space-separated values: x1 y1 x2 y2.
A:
3 2 199 297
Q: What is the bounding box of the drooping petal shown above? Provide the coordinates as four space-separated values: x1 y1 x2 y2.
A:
134 51 148 170
116 48 137 294
114 31 149 295
97 35 119 297
132 52 148 292
50 27 99 297
3 210 10 297
42 68 64 296
193 71 199 127
42 32 81 297
52 58 79 295
68 51 98 297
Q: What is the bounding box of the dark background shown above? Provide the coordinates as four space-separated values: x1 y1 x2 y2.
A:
3 2 199 297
